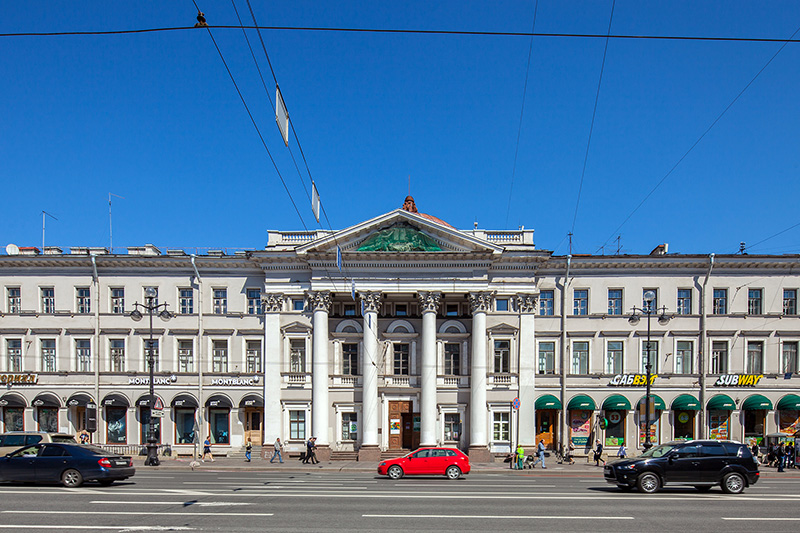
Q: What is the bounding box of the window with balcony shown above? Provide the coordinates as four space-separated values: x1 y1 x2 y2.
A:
539 290 554 316
606 341 623 374
393 343 410 375
538 342 555 374
7 287 20 313
711 341 728 374
179 288 193 315
493 340 510 373
607 289 622 315
784 289 797 316
713 289 727 315
212 340 228 372
246 340 261 373
342 343 358 375
111 288 125 314
676 340 693 374
110 339 125 372
7 339 22 372
677 289 692 315
179 340 194 372
746 341 764 374
76 287 91 314
571 341 589 374
41 339 56 372
76 339 91 372
247 289 262 315
41 287 55 314
748 289 763 315
290 339 306 373
783 341 798 374
213 289 227 315
444 343 460 375
573 290 588 316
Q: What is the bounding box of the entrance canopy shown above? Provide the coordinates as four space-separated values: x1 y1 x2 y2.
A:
637 395 666 410
67 393 94 407
171 394 199 409
32 393 60 408
0 393 26 407
741 394 772 410
136 394 164 408
102 393 130 407
777 394 800 410
567 394 596 411
535 394 562 410
206 394 232 409
239 394 264 408
707 394 736 411
602 394 632 411
671 394 700 411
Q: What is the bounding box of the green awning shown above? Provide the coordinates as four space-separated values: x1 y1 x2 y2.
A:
637 395 666 411
535 394 562 410
567 394 597 411
707 394 736 411
777 394 800 410
602 394 632 411
671 394 701 411
741 394 773 410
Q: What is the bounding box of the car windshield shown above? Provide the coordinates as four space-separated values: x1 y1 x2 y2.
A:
52 435 76 443
639 443 676 458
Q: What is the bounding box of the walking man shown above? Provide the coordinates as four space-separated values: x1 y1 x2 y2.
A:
270 437 284 463
303 437 319 464
202 436 214 462
777 442 786 472
245 438 252 462
617 443 627 459
594 439 605 466
532 439 547 469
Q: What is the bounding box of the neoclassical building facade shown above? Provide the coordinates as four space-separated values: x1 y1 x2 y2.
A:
1 200 799 460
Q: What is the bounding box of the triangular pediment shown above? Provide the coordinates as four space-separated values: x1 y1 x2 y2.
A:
296 209 503 255
281 321 311 333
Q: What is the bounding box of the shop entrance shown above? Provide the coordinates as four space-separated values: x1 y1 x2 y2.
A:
536 410 556 449
388 401 418 450
674 410 695 440
244 408 263 444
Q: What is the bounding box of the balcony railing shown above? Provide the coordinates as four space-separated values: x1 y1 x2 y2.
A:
282 372 311 385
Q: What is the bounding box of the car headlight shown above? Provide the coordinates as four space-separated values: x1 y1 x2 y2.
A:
618 464 636 470
379 462 386 466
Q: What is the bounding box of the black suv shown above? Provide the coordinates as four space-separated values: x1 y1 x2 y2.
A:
604 440 759 494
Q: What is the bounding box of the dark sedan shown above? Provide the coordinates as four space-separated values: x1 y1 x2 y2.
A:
0 442 135 487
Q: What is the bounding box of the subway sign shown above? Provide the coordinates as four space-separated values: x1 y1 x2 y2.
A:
608 374 657 386
714 374 763 387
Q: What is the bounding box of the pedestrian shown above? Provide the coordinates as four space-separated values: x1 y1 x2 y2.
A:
750 443 759 462
777 442 786 472
566 442 575 465
617 444 627 459
78 430 90 444
245 438 252 462
594 439 605 466
202 436 214 462
303 437 319 464
787 442 795 469
270 437 284 463
516 444 525 470
531 439 547 469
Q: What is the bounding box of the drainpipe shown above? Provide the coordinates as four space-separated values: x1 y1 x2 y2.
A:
91 255 100 440
699 253 715 439
191 255 204 441
560 255 572 452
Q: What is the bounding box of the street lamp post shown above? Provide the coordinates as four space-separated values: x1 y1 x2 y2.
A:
130 287 172 466
629 291 670 450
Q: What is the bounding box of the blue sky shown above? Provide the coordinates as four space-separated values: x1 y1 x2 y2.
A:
2 1 799 256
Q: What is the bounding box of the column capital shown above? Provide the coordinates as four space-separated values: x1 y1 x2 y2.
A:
261 293 285 313
469 292 493 314
418 291 442 314
359 291 382 313
514 293 539 314
308 291 331 313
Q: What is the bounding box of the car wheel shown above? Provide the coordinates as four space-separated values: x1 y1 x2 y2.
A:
387 465 404 480
61 469 83 488
446 465 461 480
98 480 115 486
636 472 660 494
694 485 712 492
722 472 745 494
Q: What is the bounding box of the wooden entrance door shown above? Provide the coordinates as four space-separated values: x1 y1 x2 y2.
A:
536 410 556 449
388 401 413 450
244 408 263 444
401 413 420 449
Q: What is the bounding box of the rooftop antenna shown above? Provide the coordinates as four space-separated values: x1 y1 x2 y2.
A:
615 235 622 255
42 211 58 252
109 193 125 253
568 232 573 255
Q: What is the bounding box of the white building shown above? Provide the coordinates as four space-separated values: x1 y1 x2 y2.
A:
1 198 799 460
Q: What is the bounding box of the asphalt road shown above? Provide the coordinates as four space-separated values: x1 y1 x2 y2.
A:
1 470 799 532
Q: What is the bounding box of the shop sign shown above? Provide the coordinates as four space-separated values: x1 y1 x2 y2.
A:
713 374 763 387
210 376 260 386
608 374 657 386
0 373 38 385
129 375 177 386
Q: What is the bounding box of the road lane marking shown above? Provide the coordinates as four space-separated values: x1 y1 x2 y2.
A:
722 518 800 521
363 514 634 520
1 511 273 517
0 527 195 531
90 501 254 506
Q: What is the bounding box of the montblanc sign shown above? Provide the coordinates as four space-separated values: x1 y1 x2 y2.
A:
128 375 177 386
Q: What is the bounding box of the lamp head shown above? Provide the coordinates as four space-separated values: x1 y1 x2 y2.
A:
643 290 656 303
145 287 157 299
658 314 671 326
130 309 143 322
159 309 173 322
628 314 640 326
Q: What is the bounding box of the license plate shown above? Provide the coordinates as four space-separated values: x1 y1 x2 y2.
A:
114 460 128 466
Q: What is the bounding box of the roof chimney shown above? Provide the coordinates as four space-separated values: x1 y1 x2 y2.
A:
650 243 668 256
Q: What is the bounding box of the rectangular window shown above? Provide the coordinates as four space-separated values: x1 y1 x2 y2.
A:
76 339 91 372
494 340 510 373
145 339 159 372
446 304 459 316
711 341 728 374
38 407 58 433
76 287 91 314
539 290 554 316
496 298 509 312
341 412 357 440
444 343 460 375
748 289 763 315
395 304 407 317
676 340 694 374
247 289 262 315
111 288 125 314
110 339 125 372
175 409 196 444
3 407 24 431
213 289 227 315
209 409 229 444
289 410 306 440
41 339 56 372
106 407 127 444
606 341 623 374
713 289 727 315
7 339 22 372
573 290 588 316
571 341 589 374
538 342 555 374
290 339 306 373
393 343 410 375
643 289 658 313
444 413 461 441
492 412 510 442
677 289 692 315
212 340 228 372
179 288 193 315
783 341 799 374
641 340 659 373
343 304 356 316
607 289 622 315
7 288 20 314
746 341 764 374
292 298 304 311
41 287 55 313
784 289 798 316
342 343 358 375
178 340 194 373
246 340 261 373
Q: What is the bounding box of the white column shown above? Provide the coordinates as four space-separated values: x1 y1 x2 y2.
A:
419 291 441 447
516 293 538 447
310 291 331 446
469 292 492 459
359 291 382 461
262 293 284 446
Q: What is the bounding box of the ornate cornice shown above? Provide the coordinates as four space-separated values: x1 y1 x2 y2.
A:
359 291 382 314
308 291 331 313
469 292 493 314
261 293 285 313
418 291 442 313
515 293 538 314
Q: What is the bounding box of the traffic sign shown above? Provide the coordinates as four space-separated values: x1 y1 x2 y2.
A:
153 397 164 410
512 397 520 410
150 409 165 418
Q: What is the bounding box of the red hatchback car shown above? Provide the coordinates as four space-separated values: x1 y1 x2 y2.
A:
378 447 470 480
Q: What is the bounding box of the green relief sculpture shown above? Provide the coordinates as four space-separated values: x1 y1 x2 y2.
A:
357 226 442 252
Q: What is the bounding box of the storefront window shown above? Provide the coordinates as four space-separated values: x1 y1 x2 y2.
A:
209 409 229 444
673 411 695 440
140 408 161 444
744 410 765 446
708 410 730 440
175 408 196 444
106 407 127 443
570 410 591 447
3 408 24 431
604 410 625 446
638 412 660 446
779 410 800 434
38 407 58 433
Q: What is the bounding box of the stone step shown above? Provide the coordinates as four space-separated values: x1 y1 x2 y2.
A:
330 451 358 461
380 449 410 460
